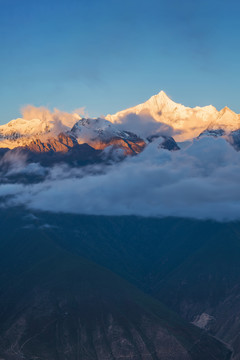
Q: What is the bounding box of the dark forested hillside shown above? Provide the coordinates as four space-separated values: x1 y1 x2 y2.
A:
0 208 232 360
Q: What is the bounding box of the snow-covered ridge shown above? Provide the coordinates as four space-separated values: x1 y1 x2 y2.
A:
106 91 240 141
72 118 142 144
0 110 80 149
0 90 240 149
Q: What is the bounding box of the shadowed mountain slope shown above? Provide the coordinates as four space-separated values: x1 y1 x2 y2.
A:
0 208 232 360
6 211 240 359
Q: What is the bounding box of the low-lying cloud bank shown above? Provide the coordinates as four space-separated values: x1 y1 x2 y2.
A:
1 136 240 221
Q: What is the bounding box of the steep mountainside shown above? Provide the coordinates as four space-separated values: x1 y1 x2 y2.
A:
0 114 179 158
71 118 146 155
0 208 231 360
13 212 240 359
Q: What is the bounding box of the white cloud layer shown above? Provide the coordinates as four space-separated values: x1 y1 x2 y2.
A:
1 136 240 221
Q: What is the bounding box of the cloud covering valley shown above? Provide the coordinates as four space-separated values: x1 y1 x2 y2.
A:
0 136 239 221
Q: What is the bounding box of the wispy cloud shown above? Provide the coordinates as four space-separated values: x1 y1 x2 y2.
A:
113 110 177 138
20 105 80 130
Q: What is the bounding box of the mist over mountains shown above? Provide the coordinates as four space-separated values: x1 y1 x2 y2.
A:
2 0 240 357
1 91 240 359
1 135 240 221
0 91 240 221
1 90 240 148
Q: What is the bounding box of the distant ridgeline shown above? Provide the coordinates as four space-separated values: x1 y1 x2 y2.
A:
0 91 239 166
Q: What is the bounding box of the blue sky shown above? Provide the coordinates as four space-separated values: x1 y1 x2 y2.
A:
0 0 239 124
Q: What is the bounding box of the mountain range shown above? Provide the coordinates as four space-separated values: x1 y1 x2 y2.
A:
1 92 240 359
0 91 240 161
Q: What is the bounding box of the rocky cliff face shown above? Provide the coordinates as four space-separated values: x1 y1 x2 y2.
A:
0 116 180 167
21 214 239 360
71 118 147 155
26 133 78 153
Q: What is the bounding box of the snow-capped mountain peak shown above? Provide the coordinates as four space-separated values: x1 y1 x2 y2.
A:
106 90 185 124
144 90 181 112
106 91 240 141
0 90 240 150
0 110 80 148
72 118 126 143
205 106 240 133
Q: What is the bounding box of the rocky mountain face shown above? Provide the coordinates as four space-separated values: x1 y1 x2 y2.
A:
26 132 79 153
0 208 232 360
0 116 181 168
147 134 180 151
43 215 238 360
199 127 240 151
0 116 147 156
71 118 146 155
